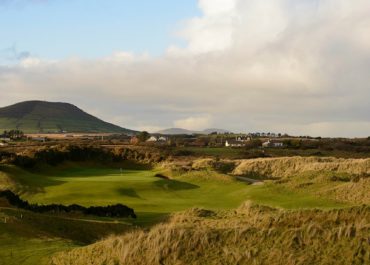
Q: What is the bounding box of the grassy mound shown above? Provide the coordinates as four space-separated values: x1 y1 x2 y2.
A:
232 157 370 178
49 203 370 265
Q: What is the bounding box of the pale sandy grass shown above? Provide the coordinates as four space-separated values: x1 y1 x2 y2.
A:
49 203 370 265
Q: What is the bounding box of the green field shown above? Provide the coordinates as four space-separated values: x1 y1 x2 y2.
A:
0 163 348 264
0 233 75 265
3 164 346 222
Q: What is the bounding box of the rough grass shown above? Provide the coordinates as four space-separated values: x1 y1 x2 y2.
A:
1 157 368 264
226 156 370 205
319 178 370 204
49 203 370 265
232 156 370 178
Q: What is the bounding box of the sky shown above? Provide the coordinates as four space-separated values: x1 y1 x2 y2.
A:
0 0 369 137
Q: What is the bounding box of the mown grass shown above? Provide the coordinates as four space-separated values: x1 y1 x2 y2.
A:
2 164 346 225
0 161 354 264
0 210 76 265
0 206 133 265
9 166 251 224
0 234 74 265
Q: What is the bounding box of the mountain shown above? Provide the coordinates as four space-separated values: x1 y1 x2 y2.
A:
0 100 135 134
202 128 231 134
157 128 199 135
157 128 231 135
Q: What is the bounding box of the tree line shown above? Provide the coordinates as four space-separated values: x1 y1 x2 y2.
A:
7 145 165 168
0 189 136 218
0 130 24 140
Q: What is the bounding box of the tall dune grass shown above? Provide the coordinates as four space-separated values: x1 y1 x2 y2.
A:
50 203 370 265
232 157 370 178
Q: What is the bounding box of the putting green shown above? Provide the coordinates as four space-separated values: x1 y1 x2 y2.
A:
14 166 342 211
21 167 250 215
0 164 348 265
2 164 346 225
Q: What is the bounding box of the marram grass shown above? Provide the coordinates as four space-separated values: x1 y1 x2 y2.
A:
50 203 370 265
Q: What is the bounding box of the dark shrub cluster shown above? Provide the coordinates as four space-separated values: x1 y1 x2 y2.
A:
11 145 164 169
33 145 122 166
0 190 136 218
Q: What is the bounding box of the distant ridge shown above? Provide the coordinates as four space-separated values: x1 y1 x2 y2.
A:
0 100 135 134
157 128 231 135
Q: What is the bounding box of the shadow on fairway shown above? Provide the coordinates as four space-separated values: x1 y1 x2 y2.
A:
116 188 143 199
0 164 67 193
153 179 200 191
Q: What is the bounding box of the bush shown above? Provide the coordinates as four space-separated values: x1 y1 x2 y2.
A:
0 190 136 218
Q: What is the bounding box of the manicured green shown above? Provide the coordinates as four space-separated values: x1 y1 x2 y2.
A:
19 167 250 217
3 164 346 225
0 164 349 264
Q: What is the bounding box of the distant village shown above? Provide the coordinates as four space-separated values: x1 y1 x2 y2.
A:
129 131 287 148
0 129 291 148
1 129 369 157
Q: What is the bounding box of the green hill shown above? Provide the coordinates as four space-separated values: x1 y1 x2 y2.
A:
0 101 135 134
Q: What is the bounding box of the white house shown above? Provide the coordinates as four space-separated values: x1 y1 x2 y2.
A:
146 136 158 142
262 140 284 148
225 139 246 147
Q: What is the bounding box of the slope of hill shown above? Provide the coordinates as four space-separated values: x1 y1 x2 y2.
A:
157 128 231 135
0 101 135 134
50 204 370 265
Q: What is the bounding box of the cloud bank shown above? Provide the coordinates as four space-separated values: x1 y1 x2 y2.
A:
0 0 370 137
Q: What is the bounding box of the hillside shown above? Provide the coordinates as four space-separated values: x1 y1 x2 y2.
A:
0 101 135 134
50 204 370 265
1 147 369 265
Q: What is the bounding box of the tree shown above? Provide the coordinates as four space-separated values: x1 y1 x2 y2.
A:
2 130 24 140
137 131 150 142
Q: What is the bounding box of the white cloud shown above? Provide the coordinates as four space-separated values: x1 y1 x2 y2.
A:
19 57 43 68
0 0 370 137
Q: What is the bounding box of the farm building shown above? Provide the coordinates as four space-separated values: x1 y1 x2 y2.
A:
146 136 168 142
146 136 158 142
225 139 246 147
262 140 284 148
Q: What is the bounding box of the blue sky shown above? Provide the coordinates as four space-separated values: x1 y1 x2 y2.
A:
0 0 199 61
0 0 369 137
